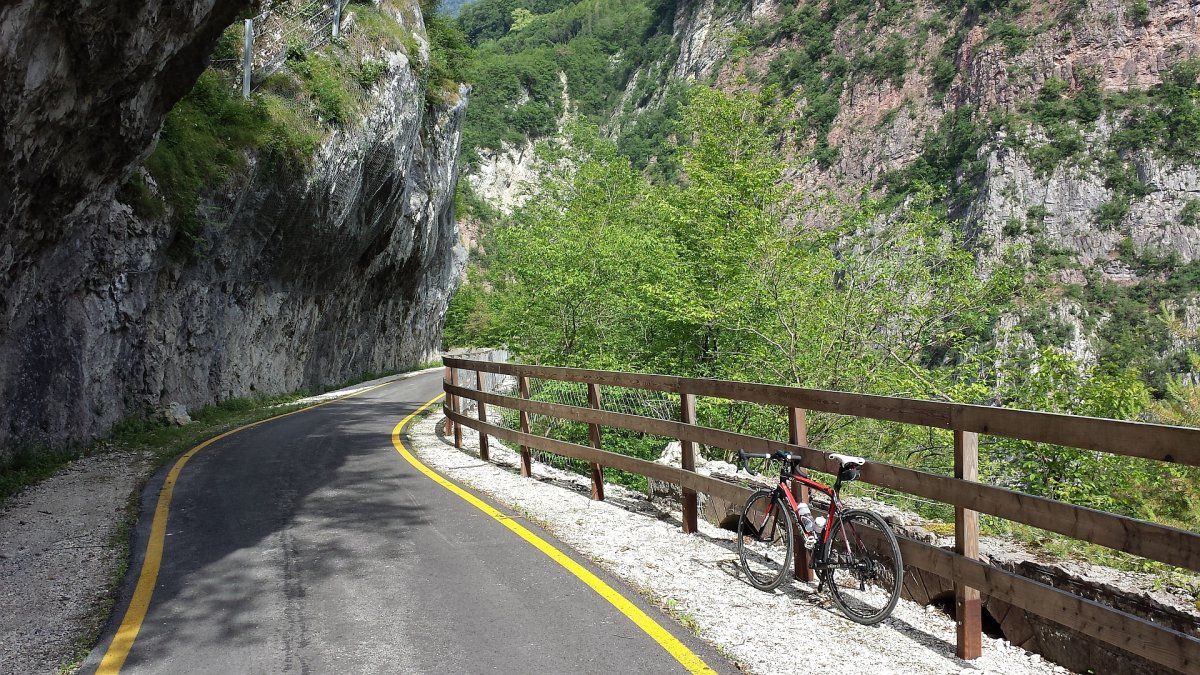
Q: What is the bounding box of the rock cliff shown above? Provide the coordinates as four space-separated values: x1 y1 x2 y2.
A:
0 0 467 456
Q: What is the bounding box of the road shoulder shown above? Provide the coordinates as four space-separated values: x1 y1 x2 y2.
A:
0 450 151 673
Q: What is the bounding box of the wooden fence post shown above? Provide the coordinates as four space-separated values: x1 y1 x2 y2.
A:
476 370 489 461
680 392 698 534
518 375 532 477
586 383 605 501
788 408 815 582
955 429 982 660
450 367 462 448
443 366 453 435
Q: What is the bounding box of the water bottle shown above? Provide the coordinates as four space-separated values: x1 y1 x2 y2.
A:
797 503 818 547
796 502 817 533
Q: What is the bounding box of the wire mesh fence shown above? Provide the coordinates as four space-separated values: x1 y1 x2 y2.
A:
452 372 686 490
206 0 350 95
249 0 344 88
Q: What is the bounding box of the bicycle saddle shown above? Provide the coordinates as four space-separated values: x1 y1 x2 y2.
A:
829 453 866 468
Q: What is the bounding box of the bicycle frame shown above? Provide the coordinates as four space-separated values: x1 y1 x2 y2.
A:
770 470 841 547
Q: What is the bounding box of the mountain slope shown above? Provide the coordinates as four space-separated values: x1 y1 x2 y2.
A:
454 0 1200 391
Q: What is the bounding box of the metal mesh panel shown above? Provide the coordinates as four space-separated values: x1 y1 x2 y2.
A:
207 1 350 91
523 379 593 475
250 1 343 88
599 385 679 422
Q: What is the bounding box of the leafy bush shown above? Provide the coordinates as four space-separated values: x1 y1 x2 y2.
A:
291 53 352 124
884 106 989 203
286 37 308 62
357 58 388 89
1129 0 1150 26
426 13 473 104
857 35 908 87
1095 198 1129 230
931 55 957 95
1181 199 1200 227
987 18 1030 54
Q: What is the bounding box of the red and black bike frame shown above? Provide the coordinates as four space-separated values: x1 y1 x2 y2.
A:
773 471 841 546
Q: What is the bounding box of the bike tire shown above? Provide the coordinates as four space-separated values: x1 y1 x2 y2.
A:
737 489 795 591
820 508 903 625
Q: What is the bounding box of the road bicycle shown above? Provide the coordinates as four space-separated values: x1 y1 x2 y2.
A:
735 449 903 625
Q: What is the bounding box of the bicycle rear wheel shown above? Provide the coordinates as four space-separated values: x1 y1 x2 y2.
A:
820 509 903 625
737 489 795 591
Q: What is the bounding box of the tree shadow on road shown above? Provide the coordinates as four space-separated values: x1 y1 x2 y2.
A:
115 395 434 670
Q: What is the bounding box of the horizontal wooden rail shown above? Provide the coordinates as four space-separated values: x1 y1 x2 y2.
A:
443 406 750 506
445 381 1200 572
444 357 1200 467
442 358 1200 673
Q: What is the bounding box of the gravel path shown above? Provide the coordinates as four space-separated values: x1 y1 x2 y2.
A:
0 451 152 674
408 412 1064 675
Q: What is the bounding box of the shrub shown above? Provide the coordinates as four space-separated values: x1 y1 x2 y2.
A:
1095 198 1129 229
358 58 388 89
292 53 352 124
286 37 308 62
1181 199 1200 228
931 55 956 95
1129 0 1150 26
858 35 908 87
988 18 1030 55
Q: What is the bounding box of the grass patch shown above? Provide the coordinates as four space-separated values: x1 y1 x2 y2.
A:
0 446 84 505
117 174 166 220
146 70 318 257
289 49 355 124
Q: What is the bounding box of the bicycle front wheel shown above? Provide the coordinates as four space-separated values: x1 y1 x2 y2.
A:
737 489 795 591
821 509 903 625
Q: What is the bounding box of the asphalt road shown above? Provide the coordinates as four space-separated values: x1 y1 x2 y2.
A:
85 370 729 673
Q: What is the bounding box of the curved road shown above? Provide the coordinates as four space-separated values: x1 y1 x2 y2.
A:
85 370 729 673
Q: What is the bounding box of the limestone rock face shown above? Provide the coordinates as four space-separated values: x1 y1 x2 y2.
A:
0 1 466 456
0 1 251 237
969 120 1200 268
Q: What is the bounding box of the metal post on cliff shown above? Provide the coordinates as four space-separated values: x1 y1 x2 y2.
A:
241 18 253 99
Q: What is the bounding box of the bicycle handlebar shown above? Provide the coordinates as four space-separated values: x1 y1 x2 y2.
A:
736 449 784 470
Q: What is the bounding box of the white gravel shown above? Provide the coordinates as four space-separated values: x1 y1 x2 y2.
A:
0 450 152 674
408 412 1063 675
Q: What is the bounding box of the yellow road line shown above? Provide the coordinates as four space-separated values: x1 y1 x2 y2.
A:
391 395 717 675
97 379 398 674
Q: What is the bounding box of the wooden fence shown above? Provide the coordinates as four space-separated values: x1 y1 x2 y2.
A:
441 356 1200 673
